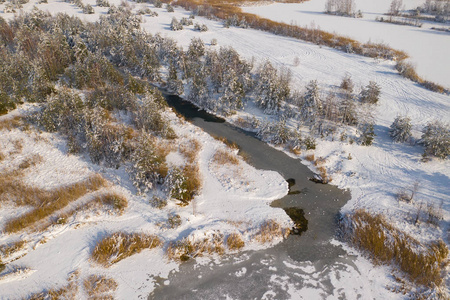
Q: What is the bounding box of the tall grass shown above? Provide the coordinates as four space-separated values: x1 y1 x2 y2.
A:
3 174 107 233
166 232 225 262
254 220 290 243
345 209 449 287
92 232 162 267
83 274 118 298
212 149 239 165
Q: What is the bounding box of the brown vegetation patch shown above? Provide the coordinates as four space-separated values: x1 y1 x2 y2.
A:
166 232 225 262
83 275 118 299
345 209 449 287
226 233 245 251
3 174 107 233
0 240 26 259
91 192 128 212
254 220 290 243
92 232 162 267
27 280 78 300
0 116 22 131
212 149 239 166
305 154 315 162
179 138 201 164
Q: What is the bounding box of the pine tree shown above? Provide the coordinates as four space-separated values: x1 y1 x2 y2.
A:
360 122 376 146
300 80 322 123
360 81 381 104
389 115 412 143
421 121 450 159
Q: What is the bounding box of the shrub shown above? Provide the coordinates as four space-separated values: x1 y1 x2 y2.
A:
83 4 95 14
304 136 316 150
340 73 354 93
92 232 162 267
96 0 109 7
360 81 381 104
166 4 174 12
0 240 26 258
389 115 412 143
167 213 182 229
226 233 245 250
170 17 183 31
395 60 421 82
421 120 449 159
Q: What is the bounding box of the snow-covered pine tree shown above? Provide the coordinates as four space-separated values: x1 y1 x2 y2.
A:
389 115 412 143
300 80 322 123
254 61 289 114
359 122 376 146
421 120 450 159
360 81 381 104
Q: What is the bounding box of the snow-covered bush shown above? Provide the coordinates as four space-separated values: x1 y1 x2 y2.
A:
210 38 217 46
421 121 450 159
360 81 381 104
96 0 109 7
180 17 193 26
82 4 95 14
340 74 354 93
194 23 208 32
389 115 412 143
154 0 162 8
166 4 174 12
167 213 182 228
170 17 183 31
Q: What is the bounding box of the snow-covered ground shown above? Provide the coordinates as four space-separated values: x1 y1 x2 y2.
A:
243 0 450 88
0 0 449 299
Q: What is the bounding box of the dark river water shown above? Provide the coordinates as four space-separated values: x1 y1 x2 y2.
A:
149 94 356 299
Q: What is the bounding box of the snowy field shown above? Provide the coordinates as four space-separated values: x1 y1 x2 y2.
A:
243 0 450 88
0 0 449 299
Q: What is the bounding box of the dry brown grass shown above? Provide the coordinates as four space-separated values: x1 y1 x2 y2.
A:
212 149 239 166
305 154 315 162
92 232 162 267
254 220 290 244
226 233 245 251
213 136 239 150
4 174 107 233
0 240 26 258
18 154 43 170
91 192 128 212
178 164 202 205
347 209 449 287
83 275 118 299
0 151 5 162
166 232 225 262
179 138 201 164
27 280 78 300
0 116 22 131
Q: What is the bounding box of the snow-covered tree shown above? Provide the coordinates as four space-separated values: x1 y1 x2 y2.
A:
254 61 290 114
300 80 322 122
167 61 184 95
129 131 168 195
360 81 381 104
421 121 450 159
388 0 403 16
389 115 412 143
360 122 376 146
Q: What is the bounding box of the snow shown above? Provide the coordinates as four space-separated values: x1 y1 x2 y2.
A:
242 0 450 88
0 0 449 299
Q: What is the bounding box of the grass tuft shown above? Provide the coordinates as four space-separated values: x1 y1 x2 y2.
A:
92 232 162 267
226 233 245 251
254 220 290 244
166 232 225 262
83 274 118 299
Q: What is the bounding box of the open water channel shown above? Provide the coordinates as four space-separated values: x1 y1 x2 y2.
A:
149 94 363 299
